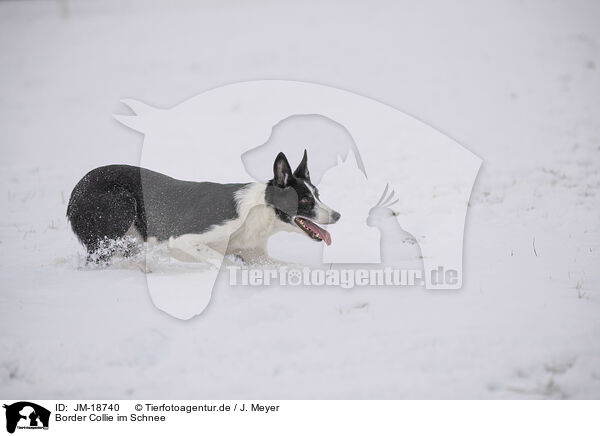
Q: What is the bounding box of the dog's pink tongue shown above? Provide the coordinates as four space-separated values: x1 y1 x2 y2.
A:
306 220 332 246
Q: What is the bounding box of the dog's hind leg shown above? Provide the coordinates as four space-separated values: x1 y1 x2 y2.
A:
69 188 138 263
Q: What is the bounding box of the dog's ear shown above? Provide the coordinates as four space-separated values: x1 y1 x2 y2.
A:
273 152 293 187
293 149 310 181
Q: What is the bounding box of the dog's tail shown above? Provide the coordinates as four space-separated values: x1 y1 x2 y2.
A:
67 165 145 254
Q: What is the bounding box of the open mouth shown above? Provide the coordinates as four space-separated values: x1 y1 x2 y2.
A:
294 217 332 246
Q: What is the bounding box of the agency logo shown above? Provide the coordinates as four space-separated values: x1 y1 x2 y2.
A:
111 80 481 319
3 402 50 434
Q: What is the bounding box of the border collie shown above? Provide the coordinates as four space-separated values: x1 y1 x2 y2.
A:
67 151 340 265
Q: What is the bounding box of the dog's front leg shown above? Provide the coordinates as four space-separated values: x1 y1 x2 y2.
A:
232 247 294 267
167 234 226 269
231 247 270 265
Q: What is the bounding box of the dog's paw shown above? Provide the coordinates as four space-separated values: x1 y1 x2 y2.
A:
137 262 152 273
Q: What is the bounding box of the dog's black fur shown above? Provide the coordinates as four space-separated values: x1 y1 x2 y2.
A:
67 165 247 254
267 151 327 225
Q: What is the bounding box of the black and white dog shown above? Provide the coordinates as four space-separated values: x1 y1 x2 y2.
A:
67 151 340 265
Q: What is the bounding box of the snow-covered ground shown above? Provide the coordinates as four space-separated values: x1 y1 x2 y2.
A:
1 0 599 398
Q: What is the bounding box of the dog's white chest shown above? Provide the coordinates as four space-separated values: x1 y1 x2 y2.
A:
228 205 277 251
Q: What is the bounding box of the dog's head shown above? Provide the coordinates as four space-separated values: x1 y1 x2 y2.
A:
265 150 340 245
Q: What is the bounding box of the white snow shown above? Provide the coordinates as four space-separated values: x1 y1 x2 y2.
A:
1 0 599 399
